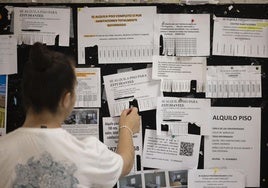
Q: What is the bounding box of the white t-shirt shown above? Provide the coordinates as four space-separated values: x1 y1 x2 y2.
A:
0 127 123 188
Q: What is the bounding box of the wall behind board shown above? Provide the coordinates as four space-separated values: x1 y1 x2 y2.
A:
0 2 267 188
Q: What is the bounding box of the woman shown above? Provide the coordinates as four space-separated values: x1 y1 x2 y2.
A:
0 42 140 187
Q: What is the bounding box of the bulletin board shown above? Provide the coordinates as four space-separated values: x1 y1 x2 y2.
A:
0 2 267 188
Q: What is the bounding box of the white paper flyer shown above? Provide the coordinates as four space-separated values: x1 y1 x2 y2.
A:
103 117 142 173
152 56 206 93
75 68 101 108
0 35 17 75
156 97 211 136
204 107 261 187
142 129 201 170
62 108 99 140
188 169 246 188
206 65 262 98
213 17 268 58
77 6 156 64
14 7 70 46
154 14 210 57
103 68 161 117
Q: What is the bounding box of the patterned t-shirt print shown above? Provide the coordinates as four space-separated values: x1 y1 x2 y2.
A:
13 152 79 188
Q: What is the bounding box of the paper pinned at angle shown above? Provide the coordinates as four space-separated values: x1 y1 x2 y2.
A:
14 7 70 46
142 129 201 170
206 65 262 98
103 68 161 117
0 35 17 75
204 107 261 187
75 68 101 108
213 16 268 58
188 169 246 188
156 97 211 136
152 56 206 93
103 117 142 173
154 13 210 57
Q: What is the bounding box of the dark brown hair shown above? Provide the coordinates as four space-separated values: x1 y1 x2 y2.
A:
22 42 76 113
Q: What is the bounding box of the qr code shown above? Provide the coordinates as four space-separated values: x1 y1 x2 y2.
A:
179 142 194 156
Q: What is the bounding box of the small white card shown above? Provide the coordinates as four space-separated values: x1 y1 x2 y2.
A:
142 129 201 170
188 169 246 188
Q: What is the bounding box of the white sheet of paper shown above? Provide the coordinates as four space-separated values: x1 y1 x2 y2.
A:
103 68 161 117
206 65 261 98
77 6 156 64
152 56 206 92
14 7 70 46
62 108 99 140
188 169 246 188
142 129 201 170
0 75 8 136
0 35 17 75
75 68 101 108
103 117 142 173
204 107 261 187
212 17 268 58
157 97 211 136
154 14 210 57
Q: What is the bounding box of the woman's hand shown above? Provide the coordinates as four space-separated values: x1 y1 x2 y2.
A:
119 107 140 134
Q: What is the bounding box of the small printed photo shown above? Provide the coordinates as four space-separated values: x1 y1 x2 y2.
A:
118 174 142 188
64 108 98 125
144 171 166 188
168 170 188 188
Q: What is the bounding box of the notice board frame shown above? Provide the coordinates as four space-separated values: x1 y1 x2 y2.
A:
0 2 267 188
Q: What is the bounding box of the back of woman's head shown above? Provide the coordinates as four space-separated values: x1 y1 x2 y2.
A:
22 42 76 114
